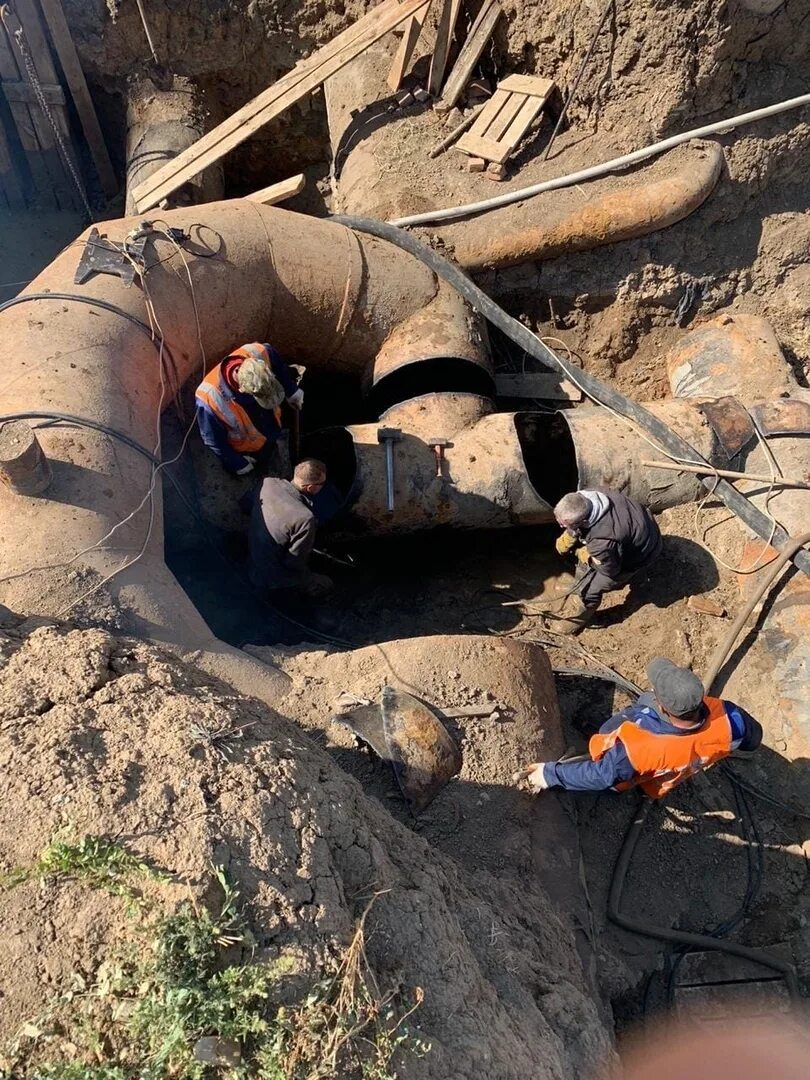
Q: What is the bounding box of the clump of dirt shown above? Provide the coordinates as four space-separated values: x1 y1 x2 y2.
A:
0 620 612 1077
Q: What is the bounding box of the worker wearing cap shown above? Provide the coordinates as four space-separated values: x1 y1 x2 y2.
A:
521 658 762 798
195 342 304 475
552 487 663 633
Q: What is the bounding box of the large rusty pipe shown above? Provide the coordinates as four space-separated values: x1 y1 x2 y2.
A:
0 201 485 690
125 75 225 215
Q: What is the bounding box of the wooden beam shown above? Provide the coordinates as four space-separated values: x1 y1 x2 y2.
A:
437 0 502 110
245 173 305 205
131 0 428 214
2 78 64 104
495 373 582 402
0 109 24 207
427 0 461 96
37 0 117 197
0 15 57 206
387 1 429 91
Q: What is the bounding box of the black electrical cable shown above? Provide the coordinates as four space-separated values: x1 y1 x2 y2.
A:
333 216 810 578
0 410 355 650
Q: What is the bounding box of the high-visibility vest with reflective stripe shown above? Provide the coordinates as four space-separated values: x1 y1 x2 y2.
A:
588 697 732 799
195 364 268 454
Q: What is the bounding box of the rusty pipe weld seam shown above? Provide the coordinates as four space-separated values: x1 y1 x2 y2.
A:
334 216 810 577
390 92 810 227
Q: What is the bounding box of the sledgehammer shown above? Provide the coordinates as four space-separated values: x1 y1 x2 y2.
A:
377 427 402 512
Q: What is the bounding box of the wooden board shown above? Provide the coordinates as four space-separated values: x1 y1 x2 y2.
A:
38 0 117 196
132 0 428 213
0 16 57 207
387 1 429 91
0 110 24 208
427 0 461 96
457 73 554 164
436 0 502 110
245 173 305 205
2 78 64 104
495 373 582 403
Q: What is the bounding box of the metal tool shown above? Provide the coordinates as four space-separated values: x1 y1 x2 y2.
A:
427 436 453 478
377 427 402 511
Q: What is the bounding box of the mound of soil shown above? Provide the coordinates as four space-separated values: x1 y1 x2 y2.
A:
0 621 612 1077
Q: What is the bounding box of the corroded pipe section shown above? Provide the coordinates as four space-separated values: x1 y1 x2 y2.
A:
126 75 224 214
447 142 724 272
305 393 576 537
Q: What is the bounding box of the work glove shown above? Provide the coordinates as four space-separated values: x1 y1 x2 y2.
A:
287 388 304 411
235 456 256 476
576 545 591 566
555 531 578 556
513 763 552 793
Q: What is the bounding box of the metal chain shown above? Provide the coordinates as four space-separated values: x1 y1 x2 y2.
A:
11 23 93 219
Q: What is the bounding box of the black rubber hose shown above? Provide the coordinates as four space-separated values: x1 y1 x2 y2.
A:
608 799 800 998
333 216 810 577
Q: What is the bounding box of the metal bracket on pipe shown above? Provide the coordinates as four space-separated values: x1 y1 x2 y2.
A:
74 226 151 287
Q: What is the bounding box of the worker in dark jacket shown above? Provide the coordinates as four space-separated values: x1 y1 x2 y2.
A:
552 487 662 633
196 342 303 475
519 658 762 798
249 458 333 598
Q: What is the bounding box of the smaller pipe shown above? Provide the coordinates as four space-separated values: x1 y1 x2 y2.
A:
703 531 810 692
390 91 810 227
641 459 810 490
429 103 486 158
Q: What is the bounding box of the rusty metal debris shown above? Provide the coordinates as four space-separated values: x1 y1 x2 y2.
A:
337 686 462 815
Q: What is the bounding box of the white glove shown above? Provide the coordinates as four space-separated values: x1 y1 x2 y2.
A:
287 388 304 411
524 763 552 793
236 456 256 476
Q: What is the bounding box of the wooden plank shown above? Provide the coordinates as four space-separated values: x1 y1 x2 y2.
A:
499 73 555 97
1 0 77 209
0 20 56 206
495 373 582 402
454 130 505 162
387 1 429 91
497 94 545 159
37 0 117 197
132 0 428 213
427 0 461 96
465 87 510 138
2 78 64 104
437 0 502 110
245 173 305 205
0 111 24 207
484 92 527 141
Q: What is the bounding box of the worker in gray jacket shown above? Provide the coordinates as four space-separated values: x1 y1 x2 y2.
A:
551 487 662 633
249 459 333 599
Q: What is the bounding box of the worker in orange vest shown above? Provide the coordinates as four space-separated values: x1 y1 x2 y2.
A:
195 342 303 475
519 658 762 798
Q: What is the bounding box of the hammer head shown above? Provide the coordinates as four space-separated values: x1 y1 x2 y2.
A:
377 427 402 443
427 437 452 450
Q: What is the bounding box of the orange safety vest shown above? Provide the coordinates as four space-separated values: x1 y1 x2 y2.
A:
195 344 282 454
588 696 733 799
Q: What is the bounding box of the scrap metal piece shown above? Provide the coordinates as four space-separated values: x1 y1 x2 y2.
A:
749 398 810 438
74 226 150 287
337 688 463 815
381 685 463 815
698 396 755 461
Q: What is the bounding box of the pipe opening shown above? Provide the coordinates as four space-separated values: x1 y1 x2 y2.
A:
515 412 579 508
369 358 495 416
303 425 358 506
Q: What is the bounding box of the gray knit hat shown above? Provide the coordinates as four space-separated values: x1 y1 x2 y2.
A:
236 357 285 410
647 658 704 717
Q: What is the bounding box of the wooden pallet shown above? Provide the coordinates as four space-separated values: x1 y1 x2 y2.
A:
456 73 554 165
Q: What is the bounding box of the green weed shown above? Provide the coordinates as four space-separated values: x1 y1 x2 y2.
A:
0 845 426 1079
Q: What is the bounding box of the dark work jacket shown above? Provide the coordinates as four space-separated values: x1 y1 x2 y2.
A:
249 479 317 592
579 488 662 582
